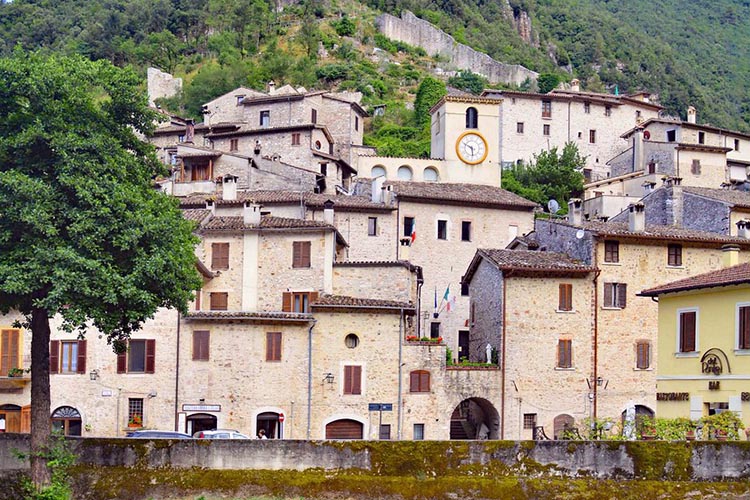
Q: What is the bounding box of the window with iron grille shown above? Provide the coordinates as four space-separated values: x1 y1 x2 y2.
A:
523 413 537 429
128 398 143 427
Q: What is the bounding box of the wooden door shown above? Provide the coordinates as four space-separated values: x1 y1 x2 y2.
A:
325 419 363 439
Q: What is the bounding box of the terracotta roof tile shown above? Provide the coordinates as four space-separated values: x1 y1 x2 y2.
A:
305 193 394 211
201 216 338 231
182 209 211 224
639 262 750 296
554 220 750 246
312 294 415 311
385 181 537 209
179 191 308 207
184 311 312 321
684 187 750 209
479 249 594 273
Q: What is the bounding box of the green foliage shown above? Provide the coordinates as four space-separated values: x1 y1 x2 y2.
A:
700 411 745 440
445 346 453 365
502 143 585 209
537 73 561 93
20 432 75 500
332 16 357 37
580 418 624 441
316 63 350 82
413 76 446 127
447 70 487 95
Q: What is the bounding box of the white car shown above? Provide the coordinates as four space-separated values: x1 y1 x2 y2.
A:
193 429 250 439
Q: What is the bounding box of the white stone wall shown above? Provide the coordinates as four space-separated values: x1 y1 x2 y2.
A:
308 209 398 262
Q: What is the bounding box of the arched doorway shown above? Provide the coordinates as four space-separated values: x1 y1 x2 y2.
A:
553 414 575 439
325 419 363 439
186 413 217 435
450 398 500 440
257 411 282 439
0 404 22 433
51 406 82 436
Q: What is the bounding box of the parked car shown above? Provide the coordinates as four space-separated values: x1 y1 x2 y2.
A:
193 429 250 439
126 430 192 439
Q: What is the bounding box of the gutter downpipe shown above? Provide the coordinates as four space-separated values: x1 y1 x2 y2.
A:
306 318 317 439
592 268 601 420
174 310 181 431
500 271 507 439
397 309 404 440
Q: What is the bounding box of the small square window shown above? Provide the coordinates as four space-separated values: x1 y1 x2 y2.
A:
523 413 537 429
210 292 228 311
543 124 550 136
667 130 676 142
128 398 144 427
668 244 682 267
229 139 238 151
430 322 440 339
291 133 301 146
368 217 378 236
413 423 425 440
437 220 447 240
604 240 619 263
605 106 612 117
461 221 471 241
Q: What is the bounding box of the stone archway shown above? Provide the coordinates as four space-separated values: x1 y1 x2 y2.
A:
51 406 82 436
450 397 500 440
186 413 217 436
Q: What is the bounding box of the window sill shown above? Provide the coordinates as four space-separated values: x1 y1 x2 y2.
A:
633 367 653 372
666 265 684 270
556 309 575 314
674 352 700 358
733 349 750 355
601 306 625 311
601 262 621 266
554 367 575 371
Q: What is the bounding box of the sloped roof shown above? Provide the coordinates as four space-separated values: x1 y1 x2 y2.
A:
184 311 312 322
311 294 415 313
305 193 394 211
639 262 750 296
684 187 750 209
386 181 537 210
180 191 393 212
182 209 212 224
199 215 348 246
463 249 593 284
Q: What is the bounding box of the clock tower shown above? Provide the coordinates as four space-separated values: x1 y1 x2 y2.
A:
430 95 502 186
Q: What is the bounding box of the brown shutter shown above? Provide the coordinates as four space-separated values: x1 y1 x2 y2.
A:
195 288 201 311
49 340 60 374
558 340 572 368
292 242 301 268
309 291 319 307
0 330 8 375
352 365 362 394
617 284 627 309
603 283 613 307
212 243 229 270
192 331 199 360
117 348 127 374
344 366 352 394
266 332 281 361
410 371 418 392
302 242 311 267
145 339 156 373
636 342 649 369
193 331 209 361
681 312 696 352
210 292 228 311
559 284 572 311
740 306 750 349
77 340 87 374
421 371 430 391
282 292 292 312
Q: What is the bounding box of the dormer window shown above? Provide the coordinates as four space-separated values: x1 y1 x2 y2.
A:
465 107 478 129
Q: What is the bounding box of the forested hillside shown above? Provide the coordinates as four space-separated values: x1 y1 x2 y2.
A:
2 0 749 141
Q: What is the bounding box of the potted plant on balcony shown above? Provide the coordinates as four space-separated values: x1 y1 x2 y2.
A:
128 415 143 428
7 367 25 378
685 429 696 441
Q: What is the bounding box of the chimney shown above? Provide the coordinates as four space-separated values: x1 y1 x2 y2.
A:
628 203 645 232
737 220 750 239
268 80 276 95
399 236 411 261
570 78 580 92
323 200 334 225
567 198 583 226
687 106 696 124
185 119 195 144
243 201 261 225
205 199 215 214
642 181 656 195
722 244 740 268
222 175 238 201
383 184 394 205
371 177 385 203
633 128 644 172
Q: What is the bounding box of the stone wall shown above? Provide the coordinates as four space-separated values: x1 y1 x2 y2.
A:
147 68 182 107
375 11 538 86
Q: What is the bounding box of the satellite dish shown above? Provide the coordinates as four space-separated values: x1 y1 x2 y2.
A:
576 229 585 239
547 199 560 214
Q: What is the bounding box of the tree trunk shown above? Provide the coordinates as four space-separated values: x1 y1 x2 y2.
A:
30 307 52 489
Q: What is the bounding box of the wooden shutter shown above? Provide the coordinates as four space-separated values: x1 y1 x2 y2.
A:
49 340 60 374
325 419 363 439
77 340 87 374
1 330 20 376
419 371 430 392
211 243 229 270
266 332 282 361
617 283 627 309
344 365 362 395
410 371 418 392
558 340 572 368
636 342 650 369
193 331 209 361
210 292 228 311
282 292 292 312
740 306 750 349
145 339 156 373
681 312 696 352
117 348 127 374
603 283 613 308
559 284 572 311
309 291 319 308
293 241 311 268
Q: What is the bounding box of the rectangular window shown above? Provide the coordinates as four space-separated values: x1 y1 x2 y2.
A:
260 110 270 127
461 282 469 296
523 413 537 429
541 100 552 118
603 283 627 309
437 220 447 240
0 329 21 376
667 130 676 142
50 339 86 374
516 122 524 134
584 102 590 114
291 133 301 146
344 365 362 395
60 341 79 373
668 244 682 267
461 221 471 241
117 339 156 374
739 305 750 350
192 331 210 361
355 116 359 131
558 284 573 311
282 291 318 313
311 109 317 124
679 311 697 352
211 242 229 270
236 95 245 105
589 129 596 144
735 139 740 151
543 124 550 136
229 138 238 151
557 339 572 368
292 241 312 268
368 217 378 236
636 341 650 369
413 423 425 440
379 424 391 440
266 332 282 361
210 292 228 311
605 106 612 117
430 322 440 339
691 159 701 175
604 240 619 263
410 370 431 392
698 131 705 144
403 217 415 238
128 398 144 427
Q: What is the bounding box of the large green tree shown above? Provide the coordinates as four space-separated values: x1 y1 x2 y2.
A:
0 51 201 489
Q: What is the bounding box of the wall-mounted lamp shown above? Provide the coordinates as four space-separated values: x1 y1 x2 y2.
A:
148 390 157 398
586 376 608 390
323 373 335 384
89 369 99 381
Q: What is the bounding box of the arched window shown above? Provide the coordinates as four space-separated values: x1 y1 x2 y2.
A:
553 414 575 439
371 166 386 178
409 370 430 392
397 166 413 180
186 413 217 436
465 107 478 129
423 167 439 182
51 406 82 436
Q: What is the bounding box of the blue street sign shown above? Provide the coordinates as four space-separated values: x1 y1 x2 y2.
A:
368 403 393 411
368 403 380 411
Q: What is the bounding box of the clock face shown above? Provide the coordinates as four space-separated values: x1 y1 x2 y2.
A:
456 132 488 165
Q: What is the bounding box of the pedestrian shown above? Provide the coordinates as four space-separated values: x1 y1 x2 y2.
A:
257 429 267 439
